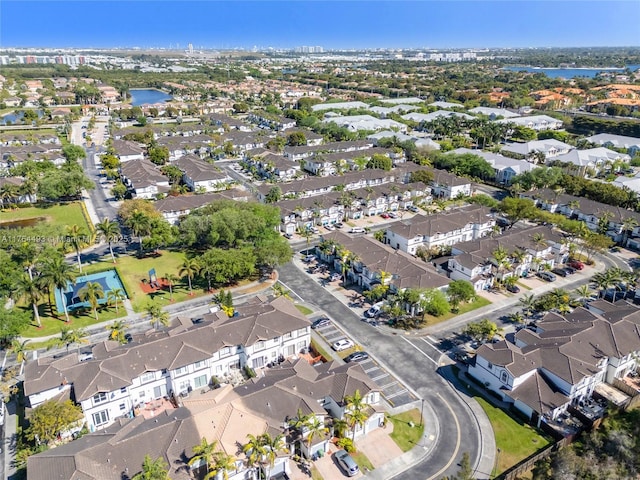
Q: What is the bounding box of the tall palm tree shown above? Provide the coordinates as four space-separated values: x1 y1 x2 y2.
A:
147 302 170 329
188 437 218 475
11 339 30 365
620 217 638 247
39 255 77 322
107 288 126 314
531 233 548 250
259 433 286 480
59 326 88 353
65 224 89 272
491 246 511 283
574 285 593 303
163 273 179 302
179 257 200 296
106 319 129 344
209 451 236 480
304 414 329 454
243 434 266 480
78 281 105 321
518 293 536 317
128 210 152 254
15 274 42 327
344 389 370 441
132 455 170 480
95 218 121 264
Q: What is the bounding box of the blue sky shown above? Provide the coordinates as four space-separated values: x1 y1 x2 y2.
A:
1 1 639 49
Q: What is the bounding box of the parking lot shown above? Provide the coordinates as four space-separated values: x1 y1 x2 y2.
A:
311 315 415 407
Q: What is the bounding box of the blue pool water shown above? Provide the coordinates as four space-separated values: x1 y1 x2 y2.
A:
54 269 126 313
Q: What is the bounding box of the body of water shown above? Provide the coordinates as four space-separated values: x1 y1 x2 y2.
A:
129 88 173 106
504 65 640 79
0 109 44 125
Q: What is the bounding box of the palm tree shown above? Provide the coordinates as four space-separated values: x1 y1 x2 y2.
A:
271 283 292 300
163 273 179 302
179 257 200 296
243 434 266 480
39 255 77 322
574 285 593 303
304 414 329 455
209 451 237 480
59 326 88 353
147 302 170 329
331 417 349 438
11 339 29 365
128 210 152 254
132 455 170 480
106 319 129 344
78 281 105 321
620 217 638 247
259 433 286 480
518 293 536 317
64 224 89 272
491 246 510 284
188 437 218 475
532 233 548 250
107 288 126 314
95 218 121 263
300 229 313 250
15 274 42 327
344 389 370 441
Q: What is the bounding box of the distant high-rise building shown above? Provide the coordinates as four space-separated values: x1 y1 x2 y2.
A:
188 43 194 55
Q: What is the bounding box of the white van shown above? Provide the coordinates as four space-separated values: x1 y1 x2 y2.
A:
350 227 366 234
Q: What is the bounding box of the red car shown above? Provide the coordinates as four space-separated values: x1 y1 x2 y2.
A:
380 213 390 219
567 260 584 270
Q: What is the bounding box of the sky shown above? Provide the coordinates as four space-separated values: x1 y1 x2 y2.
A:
1 1 639 50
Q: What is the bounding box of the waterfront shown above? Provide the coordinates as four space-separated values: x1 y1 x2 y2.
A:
504 65 640 78
129 88 173 106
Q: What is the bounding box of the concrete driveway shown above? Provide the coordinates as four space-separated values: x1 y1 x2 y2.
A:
355 423 403 469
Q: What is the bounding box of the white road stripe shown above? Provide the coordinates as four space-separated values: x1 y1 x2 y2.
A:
401 336 438 365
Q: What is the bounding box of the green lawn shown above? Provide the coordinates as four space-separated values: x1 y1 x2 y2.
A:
0 202 90 232
421 296 492 326
351 450 374 473
388 409 424 452
295 304 314 315
474 396 551 476
83 250 205 312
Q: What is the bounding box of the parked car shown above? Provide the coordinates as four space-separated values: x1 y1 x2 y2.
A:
538 271 557 282
506 284 520 293
567 260 584 270
283 233 293 240
364 302 384 318
324 224 335 231
551 268 568 277
388 212 399 219
303 254 316 263
610 246 621 253
329 272 342 282
563 266 577 275
349 227 366 234
311 317 331 329
334 223 344 229
380 212 390 219
407 205 419 213
335 450 360 477
332 339 355 352
345 351 369 363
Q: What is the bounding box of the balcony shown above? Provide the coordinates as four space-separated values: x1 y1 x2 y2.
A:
135 397 176 420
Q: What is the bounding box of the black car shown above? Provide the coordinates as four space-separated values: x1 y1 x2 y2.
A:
563 266 577 275
551 267 568 277
311 317 331 329
506 284 520 293
345 351 369 363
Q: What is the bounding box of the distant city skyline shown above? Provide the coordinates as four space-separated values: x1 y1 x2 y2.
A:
1 1 639 50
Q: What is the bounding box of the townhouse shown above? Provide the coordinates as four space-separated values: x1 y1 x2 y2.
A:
153 189 249 225
586 133 640 156
119 159 170 199
469 301 640 428
384 205 495 255
302 147 399 176
370 104 420 117
278 128 324 146
448 225 569 291
174 154 232 192
1 144 65 169
367 131 441 151
112 139 145 163
204 113 254 131
429 101 465 109
250 151 302 181
468 106 520 120
283 139 374 162
24 297 313 433
521 188 640 245
548 147 631 176
156 134 215 162
402 110 475 123
449 148 538 185
430 168 473 199
221 130 270 153
379 97 423 105
27 355 382 480
311 100 370 112
248 111 297 130
495 114 563 131
500 139 573 162
256 168 396 202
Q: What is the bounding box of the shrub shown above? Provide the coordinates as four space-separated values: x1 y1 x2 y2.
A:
336 437 355 452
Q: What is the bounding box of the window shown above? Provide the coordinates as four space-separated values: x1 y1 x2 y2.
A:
297 328 307 337
120 387 127 393
92 410 109 426
254 341 266 351
487 362 493 370
501 371 508 383
140 372 155 384
283 332 292 340
93 392 107 405
220 347 231 357
194 374 208 389
174 366 188 376
194 360 205 369
119 403 126 411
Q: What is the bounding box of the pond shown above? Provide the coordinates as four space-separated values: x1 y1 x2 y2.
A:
129 89 173 106
0 217 46 229
0 109 44 125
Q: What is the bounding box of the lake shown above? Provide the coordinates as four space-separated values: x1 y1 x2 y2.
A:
129 89 173 106
504 65 640 79
0 109 44 125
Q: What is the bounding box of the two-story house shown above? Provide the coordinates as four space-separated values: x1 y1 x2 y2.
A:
119 158 170 199
174 154 232 192
500 139 573 162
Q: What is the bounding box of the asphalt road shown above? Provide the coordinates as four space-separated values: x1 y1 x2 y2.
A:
278 261 484 480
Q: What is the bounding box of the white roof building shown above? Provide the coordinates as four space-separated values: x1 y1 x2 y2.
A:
429 101 464 109
501 139 573 160
468 106 520 119
495 115 563 131
367 131 440 150
550 147 630 170
311 101 370 112
379 97 424 105
402 110 474 123
586 133 640 154
323 114 407 132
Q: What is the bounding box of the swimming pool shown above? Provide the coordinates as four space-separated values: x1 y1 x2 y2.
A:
54 269 127 313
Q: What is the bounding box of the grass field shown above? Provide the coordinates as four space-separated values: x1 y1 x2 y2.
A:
0 202 90 232
388 409 424 452
295 304 314 315
351 450 374 472
420 296 492 326
474 396 551 476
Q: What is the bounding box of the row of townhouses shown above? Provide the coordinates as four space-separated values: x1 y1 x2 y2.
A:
470 300 640 429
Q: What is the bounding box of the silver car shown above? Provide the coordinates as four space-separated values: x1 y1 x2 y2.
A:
335 450 360 477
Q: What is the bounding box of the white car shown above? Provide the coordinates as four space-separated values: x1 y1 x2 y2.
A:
332 339 355 351
365 301 384 318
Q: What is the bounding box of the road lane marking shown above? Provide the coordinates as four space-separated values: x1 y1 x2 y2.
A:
276 280 304 302
401 336 438 365
426 393 462 480
421 337 443 353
